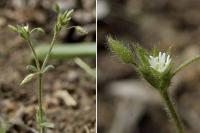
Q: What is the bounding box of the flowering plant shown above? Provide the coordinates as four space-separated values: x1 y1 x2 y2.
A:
107 36 200 133
8 4 87 133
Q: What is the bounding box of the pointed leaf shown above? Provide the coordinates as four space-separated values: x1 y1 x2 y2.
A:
36 108 40 124
40 122 55 128
42 65 55 73
20 73 38 86
36 106 45 124
26 65 38 73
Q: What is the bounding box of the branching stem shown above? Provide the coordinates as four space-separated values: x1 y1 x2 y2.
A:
27 39 41 70
37 29 58 133
41 32 58 70
27 39 44 133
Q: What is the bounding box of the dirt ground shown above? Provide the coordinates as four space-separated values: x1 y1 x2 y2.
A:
0 0 96 133
98 0 200 133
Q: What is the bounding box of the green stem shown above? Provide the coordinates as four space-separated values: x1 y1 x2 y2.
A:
37 30 58 133
160 90 184 133
27 39 40 70
41 32 57 70
38 74 44 133
173 56 200 76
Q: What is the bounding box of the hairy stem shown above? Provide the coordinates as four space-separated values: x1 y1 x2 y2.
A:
37 31 58 133
27 39 40 70
160 90 184 133
38 74 44 133
41 32 57 70
173 56 200 76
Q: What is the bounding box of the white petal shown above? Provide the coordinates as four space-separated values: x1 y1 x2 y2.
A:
166 55 170 63
160 53 165 65
159 52 161 59
24 25 29 31
148 52 171 73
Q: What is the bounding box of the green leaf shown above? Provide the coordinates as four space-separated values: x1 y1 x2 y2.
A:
42 65 55 73
36 107 45 124
40 122 55 128
26 65 38 73
53 3 60 13
107 36 136 65
75 26 88 35
8 25 18 32
36 108 40 124
20 73 38 86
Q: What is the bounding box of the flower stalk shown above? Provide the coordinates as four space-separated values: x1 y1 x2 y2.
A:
38 74 44 133
41 32 58 70
27 39 41 70
160 89 184 133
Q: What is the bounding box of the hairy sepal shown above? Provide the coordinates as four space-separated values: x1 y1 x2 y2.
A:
139 64 172 90
134 44 149 66
107 36 136 64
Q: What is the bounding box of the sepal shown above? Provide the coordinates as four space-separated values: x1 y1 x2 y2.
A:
107 36 136 65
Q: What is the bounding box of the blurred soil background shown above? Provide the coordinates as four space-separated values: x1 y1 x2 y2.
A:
97 0 200 133
0 0 96 133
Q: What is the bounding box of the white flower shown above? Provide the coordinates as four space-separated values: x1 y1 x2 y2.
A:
23 25 29 31
149 52 171 72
